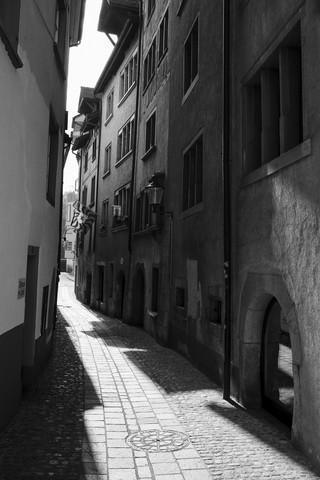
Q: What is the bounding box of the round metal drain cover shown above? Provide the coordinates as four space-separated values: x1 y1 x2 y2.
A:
126 429 190 452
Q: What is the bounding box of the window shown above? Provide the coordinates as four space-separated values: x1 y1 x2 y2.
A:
151 267 159 312
98 266 104 302
243 23 302 174
92 139 97 161
120 52 137 100
143 39 156 90
84 151 88 171
208 296 222 325
108 263 114 298
41 286 49 335
82 186 87 206
145 111 156 153
46 110 59 206
117 116 135 162
176 287 185 308
182 134 203 211
90 176 96 206
113 183 130 228
100 199 109 231
184 17 199 95
147 0 155 19
106 89 114 120
158 10 168 62
135 191 156 232
0 0 22 68
54 0 67 71
66 204 71 222
104 143 111 175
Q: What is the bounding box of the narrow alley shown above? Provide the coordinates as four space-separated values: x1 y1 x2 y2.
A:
0 273 318 480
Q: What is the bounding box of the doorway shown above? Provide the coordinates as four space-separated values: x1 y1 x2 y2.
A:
261 298 294 426
132 268 145 326
85 273 92 305
22 246 39 386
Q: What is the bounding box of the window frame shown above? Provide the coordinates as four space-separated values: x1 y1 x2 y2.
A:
103 142 112 176
46 109 59 207
53 0 67 78
183 15 199 99
0 0 22 68
116 115 135 164
158 9 169 64
182 132 203 213
90 176 96 207
145 110 156 154
119 51 138 103
105 88 114 123
143 38 156 91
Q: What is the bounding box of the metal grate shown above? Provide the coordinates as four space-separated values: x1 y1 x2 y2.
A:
126 429 190 452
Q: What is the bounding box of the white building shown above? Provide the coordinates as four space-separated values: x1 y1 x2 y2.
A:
0 0 85 430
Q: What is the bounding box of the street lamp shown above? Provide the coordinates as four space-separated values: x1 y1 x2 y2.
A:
145 175 172 218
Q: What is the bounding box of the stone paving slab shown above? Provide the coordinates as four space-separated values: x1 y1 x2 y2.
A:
0 273 319 479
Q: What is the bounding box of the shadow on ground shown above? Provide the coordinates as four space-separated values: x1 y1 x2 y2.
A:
86 313 319 477
0 314 101 480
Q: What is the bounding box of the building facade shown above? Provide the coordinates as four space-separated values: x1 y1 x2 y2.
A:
71 0 320 470
231 0 320 468
72 88 100 304
0 0 85 430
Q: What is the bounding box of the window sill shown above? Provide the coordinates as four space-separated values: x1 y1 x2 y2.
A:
182 74 199 106
158 49 168 67
118 83 136 108
240 139 312 188
177 0 187 16
0 23 23 68
148 310 158 319
104 114 113 126
115 151 132 168
133 224 159 237
112 225 128 233
180 202 204 220
141 145 157 161
143 72 156 95
102 170 111 179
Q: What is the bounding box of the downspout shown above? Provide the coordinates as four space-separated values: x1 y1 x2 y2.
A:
222 0 231 400
128 0 143 253
93 98 102 252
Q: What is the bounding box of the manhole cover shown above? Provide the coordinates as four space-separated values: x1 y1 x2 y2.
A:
126 429 190 452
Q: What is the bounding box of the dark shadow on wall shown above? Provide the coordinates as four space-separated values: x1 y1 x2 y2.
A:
0 313 102 480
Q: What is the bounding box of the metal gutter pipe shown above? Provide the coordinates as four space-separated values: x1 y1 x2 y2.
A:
222 0 231 400
128 0 143 253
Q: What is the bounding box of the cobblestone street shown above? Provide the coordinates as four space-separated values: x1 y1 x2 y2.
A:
0 273 319 479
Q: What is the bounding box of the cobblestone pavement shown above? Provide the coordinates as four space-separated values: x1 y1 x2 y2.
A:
0 273 319 479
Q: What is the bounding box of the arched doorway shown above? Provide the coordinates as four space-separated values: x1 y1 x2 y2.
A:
261 298 294 426
132 267 145 327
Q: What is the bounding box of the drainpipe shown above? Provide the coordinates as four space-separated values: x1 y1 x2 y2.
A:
93 98 102 252
128 0 143 253
222 0 231 400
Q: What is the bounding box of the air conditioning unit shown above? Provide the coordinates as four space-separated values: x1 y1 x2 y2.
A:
112 205 122 216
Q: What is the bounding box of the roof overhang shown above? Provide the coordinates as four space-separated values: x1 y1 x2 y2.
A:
72 132 90 151
95 19 138 94
69 0 86 47
98 0 139 36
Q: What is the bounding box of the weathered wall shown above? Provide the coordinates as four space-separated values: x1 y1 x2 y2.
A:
232 0 320 469
166 0 225 382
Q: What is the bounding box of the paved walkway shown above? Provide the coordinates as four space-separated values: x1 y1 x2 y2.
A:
0 273 319 479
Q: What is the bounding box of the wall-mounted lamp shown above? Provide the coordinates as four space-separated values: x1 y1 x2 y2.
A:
145 174 173 218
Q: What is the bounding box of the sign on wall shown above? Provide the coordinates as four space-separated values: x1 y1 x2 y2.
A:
17 278 26 299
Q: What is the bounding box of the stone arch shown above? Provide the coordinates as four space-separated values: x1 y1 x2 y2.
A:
238 271 302 408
